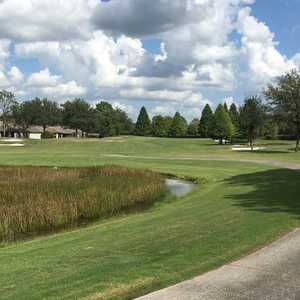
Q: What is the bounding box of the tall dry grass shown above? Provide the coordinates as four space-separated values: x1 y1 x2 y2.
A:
0 165 167 243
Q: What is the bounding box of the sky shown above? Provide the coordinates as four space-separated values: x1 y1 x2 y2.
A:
0 0 300 121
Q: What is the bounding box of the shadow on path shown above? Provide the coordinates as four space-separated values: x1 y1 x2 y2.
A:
225 169 300 218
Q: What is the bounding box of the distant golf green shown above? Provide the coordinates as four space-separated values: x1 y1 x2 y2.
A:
0 137 299 300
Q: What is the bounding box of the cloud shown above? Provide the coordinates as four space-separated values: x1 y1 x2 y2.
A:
120 88 208 106
26 69 60 87
8 66 24 84
237 7 296 89
0 0 299 121
112 101 134 115
0 0 98 42
0 39 10 70
92 0 188 38
24 69 85 99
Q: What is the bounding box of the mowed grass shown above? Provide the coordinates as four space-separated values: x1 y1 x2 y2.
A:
0 137 300 299
0 136 299 167
0 165 166 244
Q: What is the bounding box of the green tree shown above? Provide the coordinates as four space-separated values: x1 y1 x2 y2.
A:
11 102 33 134
224 102 229 114
152 115 172 137
199 104 214 138
95 102 133 137
187 118 200 137
262 114 279 140
229 103 240 132
0 90 17 137
135 107 151 136
42 99 62 132
26 98 62 132
240 96 265 150
62 99 93 136
214 104 235 144
168 112 188 137
264 70 300 151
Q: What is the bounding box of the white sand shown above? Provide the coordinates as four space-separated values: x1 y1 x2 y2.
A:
1 139 24 142
232 147 266 151
0 143 24 147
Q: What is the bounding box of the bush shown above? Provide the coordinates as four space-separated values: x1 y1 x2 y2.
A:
41 131 55 139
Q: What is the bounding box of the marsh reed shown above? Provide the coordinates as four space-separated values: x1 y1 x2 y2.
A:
0 165 166 243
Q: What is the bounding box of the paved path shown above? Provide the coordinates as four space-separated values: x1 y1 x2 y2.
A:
137 228 300 300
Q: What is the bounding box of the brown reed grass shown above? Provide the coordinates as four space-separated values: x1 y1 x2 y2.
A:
0 165 167 243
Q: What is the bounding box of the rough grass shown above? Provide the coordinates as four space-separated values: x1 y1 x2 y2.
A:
0 165 166 243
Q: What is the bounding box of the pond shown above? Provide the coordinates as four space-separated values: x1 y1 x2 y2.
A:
165 178 196 197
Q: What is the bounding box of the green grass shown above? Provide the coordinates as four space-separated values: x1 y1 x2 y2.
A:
0 137 300 299
0 136 299 167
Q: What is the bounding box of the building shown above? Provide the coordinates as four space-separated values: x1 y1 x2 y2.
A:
27 126 81 139
27 126 43 140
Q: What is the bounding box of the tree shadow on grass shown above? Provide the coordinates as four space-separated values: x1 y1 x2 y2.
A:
224 169 300 218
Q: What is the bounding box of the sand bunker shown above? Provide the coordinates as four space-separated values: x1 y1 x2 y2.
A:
1 139 24 142
0 143 24 147
232 146 266 151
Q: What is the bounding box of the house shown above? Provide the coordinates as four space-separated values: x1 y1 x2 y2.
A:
47 126 80 138
27 126 81 139
27 126 43 140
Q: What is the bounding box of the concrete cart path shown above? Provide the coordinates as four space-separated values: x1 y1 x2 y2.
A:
137 228 300 300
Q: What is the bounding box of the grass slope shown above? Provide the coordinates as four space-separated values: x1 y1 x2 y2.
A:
0 137 300 299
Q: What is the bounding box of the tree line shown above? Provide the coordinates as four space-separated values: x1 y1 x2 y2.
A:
0 97 134 138
134 70 300 151
1 70 300 151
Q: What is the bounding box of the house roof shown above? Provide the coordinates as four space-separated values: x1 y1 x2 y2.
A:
27 126 80 135
27 126 44 133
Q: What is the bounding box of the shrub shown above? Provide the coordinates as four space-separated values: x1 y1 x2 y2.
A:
41 131 55 139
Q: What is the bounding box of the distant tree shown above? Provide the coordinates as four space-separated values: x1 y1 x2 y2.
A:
0 90 17 136
264 70 300 151
240 96 265 150
135 106 151 136
40 99 62 132
187 118 200 137
214 104 235 144
223 102 229 114
11 102 33 134
113 107 134 136
95 102 133 137
198 104 214 138
168 112 188 137
62 99 93 136
229 103 240 132
152 115 172 137
261 114 279 140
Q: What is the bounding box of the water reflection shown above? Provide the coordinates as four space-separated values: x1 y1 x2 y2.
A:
165 179 195 197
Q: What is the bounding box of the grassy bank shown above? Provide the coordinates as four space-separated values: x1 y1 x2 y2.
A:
0 165 166 243
0 137 299 299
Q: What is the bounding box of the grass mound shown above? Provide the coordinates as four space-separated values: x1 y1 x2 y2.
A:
0 165 167 243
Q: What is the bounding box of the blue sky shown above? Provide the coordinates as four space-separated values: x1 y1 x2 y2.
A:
0 0 299 121
252 0 300 57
